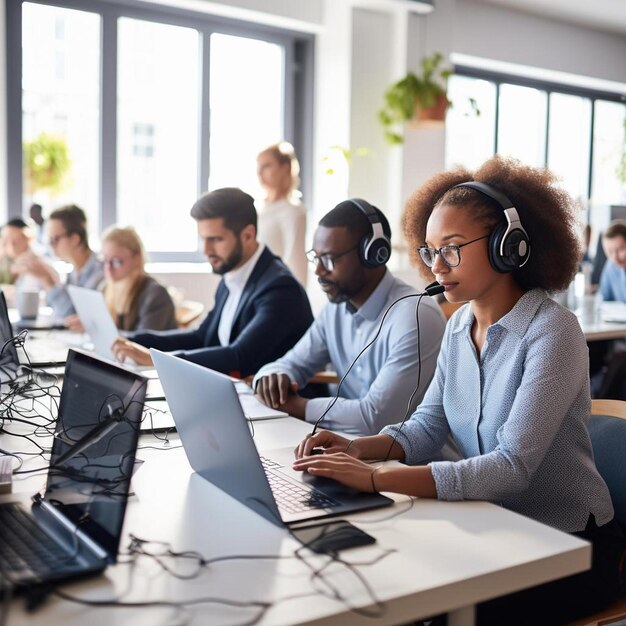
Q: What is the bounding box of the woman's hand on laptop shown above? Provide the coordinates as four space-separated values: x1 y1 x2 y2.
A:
294 430 353 459
292 453 379 493
111 337 153 366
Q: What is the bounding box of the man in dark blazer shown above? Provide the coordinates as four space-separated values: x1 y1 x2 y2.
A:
111 187 313 378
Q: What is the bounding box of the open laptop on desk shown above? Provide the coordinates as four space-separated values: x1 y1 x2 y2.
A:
67 286 160 380
0 349 147 593
151 349 393 527
67 285 119 361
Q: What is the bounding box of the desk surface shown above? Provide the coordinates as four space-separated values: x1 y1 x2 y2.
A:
579 302 626 341
2 409 590 626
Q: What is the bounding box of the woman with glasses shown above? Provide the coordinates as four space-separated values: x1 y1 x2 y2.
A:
292 155 625 625
70 226 176 333
11 204 104 322
256 141 307 286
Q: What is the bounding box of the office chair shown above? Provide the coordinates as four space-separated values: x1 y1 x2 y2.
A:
595 352 626 401
566 399 626 626
174 300 204 328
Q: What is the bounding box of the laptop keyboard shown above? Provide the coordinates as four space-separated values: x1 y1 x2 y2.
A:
260 456 340 514
0 503 76 581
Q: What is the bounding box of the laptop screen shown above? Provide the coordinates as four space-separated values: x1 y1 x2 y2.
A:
0 290 20 382
44 349 147 560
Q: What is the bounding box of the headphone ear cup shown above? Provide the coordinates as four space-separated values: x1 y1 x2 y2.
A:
489 224 530 273
488 223 511 273
360 234 391 268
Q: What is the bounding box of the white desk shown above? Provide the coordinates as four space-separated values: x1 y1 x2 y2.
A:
2 414 591 626
579 302 626 342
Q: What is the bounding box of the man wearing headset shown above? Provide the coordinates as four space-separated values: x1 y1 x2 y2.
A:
253 198 447 436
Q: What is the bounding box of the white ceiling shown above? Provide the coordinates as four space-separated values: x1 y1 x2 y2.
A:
473 0 626 36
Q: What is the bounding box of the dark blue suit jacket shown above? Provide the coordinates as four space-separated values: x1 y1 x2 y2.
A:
132 247 313 378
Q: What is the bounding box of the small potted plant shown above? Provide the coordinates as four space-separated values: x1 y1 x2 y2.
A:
378 52 457 144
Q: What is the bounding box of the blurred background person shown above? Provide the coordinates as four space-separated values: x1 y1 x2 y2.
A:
1 217 59 297
98 225 175 332
28 202 46 247
256 141 307 286
16 204 104 321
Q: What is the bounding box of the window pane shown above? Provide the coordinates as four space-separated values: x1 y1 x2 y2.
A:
22 3 100 234
117 18 199 252
497 84 547 166
547 93 591 203
208 33 284 196
445 75 496 170
591 100 626 207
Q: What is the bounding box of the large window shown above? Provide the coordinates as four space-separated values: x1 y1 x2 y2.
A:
8 0 313 259
445 69 626 212
22 3 101 239
117 18 200 252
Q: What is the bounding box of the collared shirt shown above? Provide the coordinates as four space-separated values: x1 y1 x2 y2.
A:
47 251 105 319
218 243 265 346
599 260 626 303
381 289 613 533
254 269 447 435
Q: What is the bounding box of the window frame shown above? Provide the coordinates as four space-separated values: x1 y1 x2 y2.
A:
453 65 626 204
6 0 314 261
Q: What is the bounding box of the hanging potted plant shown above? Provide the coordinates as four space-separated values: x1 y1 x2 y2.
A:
378 52 477 144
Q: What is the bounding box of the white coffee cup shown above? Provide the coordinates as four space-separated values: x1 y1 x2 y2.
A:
17 289 40 320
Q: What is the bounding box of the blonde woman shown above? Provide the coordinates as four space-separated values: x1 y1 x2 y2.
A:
99 226 176 332
256 141 307 286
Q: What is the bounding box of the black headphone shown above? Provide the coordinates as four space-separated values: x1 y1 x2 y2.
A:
453 181 531 273
347 198 392 268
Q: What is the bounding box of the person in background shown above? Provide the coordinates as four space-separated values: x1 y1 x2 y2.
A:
14 204 104 322
293 156 625 625
599 219 626 303
111 187 313 378
256 141 307 286
254 198 446 436
68 226 176 333
2 217 59 293
28 203 46 247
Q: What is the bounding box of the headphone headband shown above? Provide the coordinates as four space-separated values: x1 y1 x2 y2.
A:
452 181 531 273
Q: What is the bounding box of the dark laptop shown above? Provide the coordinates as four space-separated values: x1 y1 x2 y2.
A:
0 349 147 592
0 290 21 383
150 349 393 527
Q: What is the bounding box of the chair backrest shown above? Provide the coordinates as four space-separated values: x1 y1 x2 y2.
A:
596 352 626 400
588 400 626 532
175 300 204 328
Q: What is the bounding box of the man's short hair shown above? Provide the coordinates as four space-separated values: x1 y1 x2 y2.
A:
190 187 257 235
49 204 89 247
5 218 29 229
319 199 392 242
604 219 626 241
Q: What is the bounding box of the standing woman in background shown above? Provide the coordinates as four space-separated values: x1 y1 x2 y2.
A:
256 141 307 286
100 226 176 332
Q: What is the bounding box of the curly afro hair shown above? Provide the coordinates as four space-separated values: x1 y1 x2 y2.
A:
402 155 584 293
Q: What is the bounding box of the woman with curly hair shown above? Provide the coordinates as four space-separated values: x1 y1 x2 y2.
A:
292 155 625 625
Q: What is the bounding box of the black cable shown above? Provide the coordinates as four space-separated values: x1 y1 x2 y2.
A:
309 281 443 437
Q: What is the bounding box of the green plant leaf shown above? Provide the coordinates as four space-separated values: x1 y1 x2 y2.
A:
23 133 71 194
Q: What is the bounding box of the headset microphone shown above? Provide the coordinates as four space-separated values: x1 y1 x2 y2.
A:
309 281 445 436
424 281 445 297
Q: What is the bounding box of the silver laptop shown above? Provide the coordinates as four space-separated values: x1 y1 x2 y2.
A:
150 349 393 527
0 349 146 593
67 286 118 361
